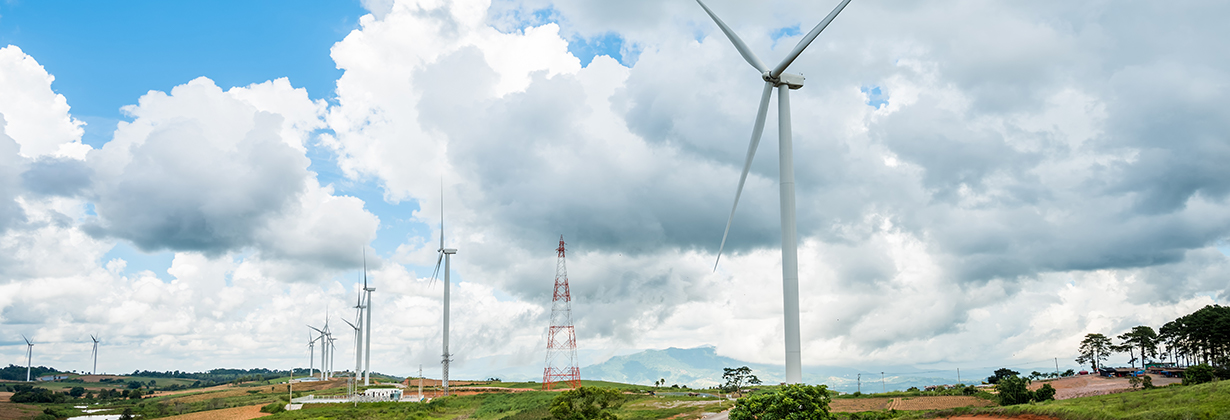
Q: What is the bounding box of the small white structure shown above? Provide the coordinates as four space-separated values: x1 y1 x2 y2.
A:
363 388 402 401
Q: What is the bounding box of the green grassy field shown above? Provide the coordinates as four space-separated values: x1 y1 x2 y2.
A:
264 390 723 420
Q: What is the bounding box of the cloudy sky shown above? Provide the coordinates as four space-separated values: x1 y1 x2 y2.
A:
1 0 1228 382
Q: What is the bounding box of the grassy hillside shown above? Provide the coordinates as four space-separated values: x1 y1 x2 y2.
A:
1008 381 1229 419
267 390 723 420
921 380 1230 420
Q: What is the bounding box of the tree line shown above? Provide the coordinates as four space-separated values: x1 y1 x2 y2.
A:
1077 304 1230 371
0 365 58 381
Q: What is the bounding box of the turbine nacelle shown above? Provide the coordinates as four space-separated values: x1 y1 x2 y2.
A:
764 72 805 89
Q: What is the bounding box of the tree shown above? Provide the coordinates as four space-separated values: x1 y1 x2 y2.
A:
550 387 624 420
1035 383 1056 401
722 366 762 396
1076 333 1113 371
995 376 1032 405
729 384 830 420
986 368 1019 385
1122 326 1160 368
69 386 86 398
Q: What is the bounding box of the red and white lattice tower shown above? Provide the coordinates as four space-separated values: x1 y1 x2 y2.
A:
543 235 581 390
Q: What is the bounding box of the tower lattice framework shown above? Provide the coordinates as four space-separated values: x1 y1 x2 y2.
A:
543 235 580 390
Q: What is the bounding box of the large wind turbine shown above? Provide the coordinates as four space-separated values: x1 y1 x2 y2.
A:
90 335 100 375
428 186 456 396
362 251 374 386
22 335 33 382
700 0 853 384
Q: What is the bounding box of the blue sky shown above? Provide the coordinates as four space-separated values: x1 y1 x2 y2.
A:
0 1 634 281
1 0 378 279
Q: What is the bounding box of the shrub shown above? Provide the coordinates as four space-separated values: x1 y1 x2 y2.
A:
1035 383 1056 401
260 402 286 414
995 376 1032 405
1184 364 1215 385
730 384 831 420
550 387 624 420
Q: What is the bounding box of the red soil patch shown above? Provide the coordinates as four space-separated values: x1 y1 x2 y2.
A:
160 404 269 420
1027 374 1180 400
830 396 993 412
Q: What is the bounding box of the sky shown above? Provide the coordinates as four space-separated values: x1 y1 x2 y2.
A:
1 0 1229 383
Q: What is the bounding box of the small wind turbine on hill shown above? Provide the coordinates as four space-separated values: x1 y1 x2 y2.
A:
429 186 457 396
309 323 332 380
307 333 317 379
23 335 33 382
342 317 361 395
699 0 853 384
90 335 100 375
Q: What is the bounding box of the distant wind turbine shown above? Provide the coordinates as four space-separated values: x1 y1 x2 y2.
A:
341 317 362 395
362 250 374 386
428 184 457 396
90 335 100 375
699 0 854 384
23 335 33 382
307 332 318 379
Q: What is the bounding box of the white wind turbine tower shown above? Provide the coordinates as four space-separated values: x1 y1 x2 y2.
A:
361 251 374 386
22 335 33 382
307 333 317 379
700 0 853 384
90 335 100 375
309 325 330 380
428 187 457 396
350 269 366 387
341 317 362 395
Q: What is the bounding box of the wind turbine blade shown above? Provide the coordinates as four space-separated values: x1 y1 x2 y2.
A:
715 81 775 271
342 318 358 330
696 0 767 73
428 253 444 287
440 179 445 250
362 248 368 289
770 0 853 77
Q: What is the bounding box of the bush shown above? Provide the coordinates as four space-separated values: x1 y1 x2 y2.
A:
260 402 286 414
550 387 624 420
995 376 1032 406
730 384 831 420
1184 364 1215 385
1035 383 1056 401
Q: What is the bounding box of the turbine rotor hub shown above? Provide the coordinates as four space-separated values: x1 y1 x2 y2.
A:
763 71 805 90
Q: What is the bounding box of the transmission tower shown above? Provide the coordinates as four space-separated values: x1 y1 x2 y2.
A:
543 235 581 390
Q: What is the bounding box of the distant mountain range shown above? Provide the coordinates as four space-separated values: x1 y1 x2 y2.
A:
450 345 1010 393
578 346 964 393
